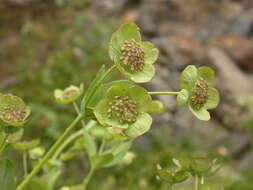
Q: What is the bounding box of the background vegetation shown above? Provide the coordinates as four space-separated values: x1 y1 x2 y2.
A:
1 0 253 189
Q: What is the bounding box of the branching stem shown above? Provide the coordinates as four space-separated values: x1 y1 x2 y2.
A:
17 114 82 190
148 92 180 95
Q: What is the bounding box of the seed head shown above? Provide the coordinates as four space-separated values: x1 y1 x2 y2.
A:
120 39 145 71
1 105 26 123
62 89 79 99
107 95 138 124
191 80 209 109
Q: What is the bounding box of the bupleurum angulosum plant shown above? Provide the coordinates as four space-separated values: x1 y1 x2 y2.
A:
0 23 220 190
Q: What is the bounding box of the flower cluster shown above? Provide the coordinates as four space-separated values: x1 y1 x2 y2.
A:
177 65 220 121
109 22 159 83
0 93 30 127
94 84 153 138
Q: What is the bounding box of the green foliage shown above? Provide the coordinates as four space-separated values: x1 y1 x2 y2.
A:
0 159 16 190
0 19 225 190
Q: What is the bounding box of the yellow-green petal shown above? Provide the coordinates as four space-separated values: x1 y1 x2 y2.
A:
205 87 220 109
198 66 215 85
107 85 130 99
180 65 198 90
124 113 152 138
130 63 155 83
189 106 210 121
141 41 159 65
109 22 141 63
129 86 152 112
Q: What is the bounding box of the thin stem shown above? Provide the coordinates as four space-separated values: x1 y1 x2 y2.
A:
23 151 28 177
98 138 106 154
73 101 85 127
51 129 84 160
148 91 180 95
83 166 96 190
17 114 82 190
0 133 8 156
194 175 199 190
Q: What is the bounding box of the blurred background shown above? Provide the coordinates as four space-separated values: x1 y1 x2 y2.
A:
1 0 253 189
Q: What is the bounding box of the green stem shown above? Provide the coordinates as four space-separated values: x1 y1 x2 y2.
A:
148 92 180 95
73 101 85 127
98 138 106 154
83 166 96 190
17 114 82 190
194 175 199 190
51 129 84 160
23 151 28 177
0 133 8 156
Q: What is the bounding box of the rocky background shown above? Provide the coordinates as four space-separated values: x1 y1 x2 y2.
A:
1 0 253 189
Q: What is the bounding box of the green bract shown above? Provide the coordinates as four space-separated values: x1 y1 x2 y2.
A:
94 84 153 138
173 156 220 177
109 22 159 83
156 164 188 185
54 84 84 104
0 93 30 127
178 65 220 121
13 139 40 151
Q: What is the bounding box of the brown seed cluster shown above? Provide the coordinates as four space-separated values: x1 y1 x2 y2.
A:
1 105 26 123
107 95 138 124
120 39 145 71
191 80 209 109
62 89 78 99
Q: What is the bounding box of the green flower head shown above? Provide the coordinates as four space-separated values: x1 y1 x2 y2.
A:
94 84 153 138
173 156 220 177
54 84 84 104
0 93 30 127
156 164 189 185
177 65 220 121
109 22 159 83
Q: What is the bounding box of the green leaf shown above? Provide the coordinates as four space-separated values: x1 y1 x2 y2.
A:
80 65 106 113
189 105 210 121
83 132 97 157
205 87 220 110
109 22 141 63
177 89 189 107
157 169 174 184
43 160 62 190
141 41 159 65
124 113 152 138
104 141 132 167
180 65 198 90
190 157 213 176
148 100 166 114
91 153 114 168
87 80 134 109
174 170 189 183
26 177 49 190
0 159 16 190
198 66 215 85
